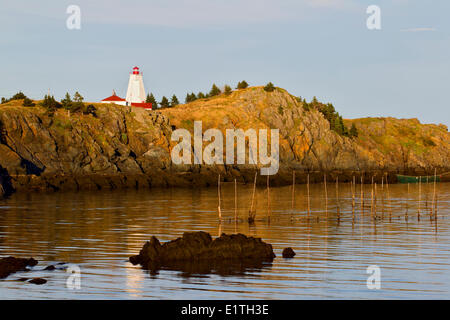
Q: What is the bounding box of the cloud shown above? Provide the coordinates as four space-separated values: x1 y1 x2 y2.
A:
401 27 437 32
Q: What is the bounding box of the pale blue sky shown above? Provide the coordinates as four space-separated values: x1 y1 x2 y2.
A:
0 0 449 126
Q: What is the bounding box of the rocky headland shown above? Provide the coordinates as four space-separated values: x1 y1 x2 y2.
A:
1 86 449 195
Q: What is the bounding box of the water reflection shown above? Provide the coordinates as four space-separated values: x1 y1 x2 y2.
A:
0 182 448 299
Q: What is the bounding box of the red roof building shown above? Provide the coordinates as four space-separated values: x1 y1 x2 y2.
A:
101 90 127 106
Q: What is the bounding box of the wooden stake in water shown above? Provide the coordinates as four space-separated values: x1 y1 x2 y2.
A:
249 172 257 223
432 168 437 220
381 176 385 218
291 171 296 218
352 176 356 211
218 174 222 221
406 182 410 220
267 175 271 221
336 177 340 217
386 174 392 220
360 174 364 213
418 177 421 220
370 176 374 216
234 178 238 222
307 174 311 218
324 174 328 216
374 182 378 216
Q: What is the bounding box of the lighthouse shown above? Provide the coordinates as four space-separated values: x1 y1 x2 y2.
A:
126 66 146 104
100 66 152 110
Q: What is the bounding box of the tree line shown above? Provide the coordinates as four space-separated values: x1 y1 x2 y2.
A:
2 85 357 138
1 91 96 117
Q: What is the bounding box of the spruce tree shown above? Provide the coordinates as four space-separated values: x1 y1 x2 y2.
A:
73 91 84 102
264 82 275 92
185 92 197 103
224 85 232 95
41 95 61 111
349 123 358 138
61 92 72 110
170 94 179 107
146 93 158 108
71 91 84 112
160 96 170 109
236 81 249 89
209 84 221 97
197 92 205 99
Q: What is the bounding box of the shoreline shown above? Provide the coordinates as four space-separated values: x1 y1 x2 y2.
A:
2 167 449 196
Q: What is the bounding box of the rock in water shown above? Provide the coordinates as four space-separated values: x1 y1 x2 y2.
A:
282 247 296 258
0 257 38 279
28 278 47 285
130 232 275 274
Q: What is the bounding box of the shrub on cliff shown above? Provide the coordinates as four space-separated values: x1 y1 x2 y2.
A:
22 97 35 107
2 91 29 104
83 104 97 117
264 82 275 92
236 81 248 89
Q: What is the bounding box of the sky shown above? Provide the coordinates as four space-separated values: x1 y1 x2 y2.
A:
0 0 449 127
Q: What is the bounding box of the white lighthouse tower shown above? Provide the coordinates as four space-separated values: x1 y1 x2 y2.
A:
126 66 146 104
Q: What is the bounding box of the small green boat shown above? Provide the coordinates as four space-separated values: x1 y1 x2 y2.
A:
396 174 440 184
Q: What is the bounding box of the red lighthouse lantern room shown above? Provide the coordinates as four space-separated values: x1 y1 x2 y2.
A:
132 66 140 75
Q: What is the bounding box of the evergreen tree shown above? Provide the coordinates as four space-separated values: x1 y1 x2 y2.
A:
185 92 197 103
264 82 275 92
236 81 249 89
160 96 170 108
70 91 84 112
73 91 84 103
197 92 205 99
40 95 61 112
349 123 358 138
224 85 232 95
1 97 6 104
209 84 221 97
146 93 158 108
331 116 343 135
61 92 72 110
170 94 179 107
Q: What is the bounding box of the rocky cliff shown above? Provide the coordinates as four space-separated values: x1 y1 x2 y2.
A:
0 87 449 194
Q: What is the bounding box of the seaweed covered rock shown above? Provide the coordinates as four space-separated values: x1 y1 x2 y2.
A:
130 232 275 273
0 256 38 279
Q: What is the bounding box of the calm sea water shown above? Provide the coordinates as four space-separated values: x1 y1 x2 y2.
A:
0 182 449 299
